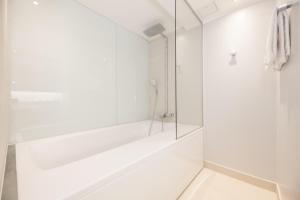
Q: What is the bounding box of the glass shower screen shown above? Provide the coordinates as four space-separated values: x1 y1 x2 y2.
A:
176 0 204 138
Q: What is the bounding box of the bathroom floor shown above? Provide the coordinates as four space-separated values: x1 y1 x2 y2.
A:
179 169 278 200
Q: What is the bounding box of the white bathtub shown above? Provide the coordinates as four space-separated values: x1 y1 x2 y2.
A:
16 121 203 200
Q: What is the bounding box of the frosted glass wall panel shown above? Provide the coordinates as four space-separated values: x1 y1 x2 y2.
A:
8 0 149 142
116 27 149 124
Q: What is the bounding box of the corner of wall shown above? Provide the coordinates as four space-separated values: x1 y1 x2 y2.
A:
0 0 9 196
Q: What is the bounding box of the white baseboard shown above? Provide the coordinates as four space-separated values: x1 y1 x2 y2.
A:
204 160 280 198
276 184 300 200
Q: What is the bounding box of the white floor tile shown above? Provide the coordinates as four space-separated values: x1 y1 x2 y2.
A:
179 169 278 200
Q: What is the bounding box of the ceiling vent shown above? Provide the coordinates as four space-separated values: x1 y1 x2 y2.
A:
196 2 218 18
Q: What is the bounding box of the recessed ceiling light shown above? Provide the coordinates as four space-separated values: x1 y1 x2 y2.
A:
233 0 238 2
33 1 39 6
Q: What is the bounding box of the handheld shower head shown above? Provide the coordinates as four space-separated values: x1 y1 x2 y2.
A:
150 79 158 94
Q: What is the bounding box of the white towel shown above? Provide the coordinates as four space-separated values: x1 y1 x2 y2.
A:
265 9 291 71
265 10 278 69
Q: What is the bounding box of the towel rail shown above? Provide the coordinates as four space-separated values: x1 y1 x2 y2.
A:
277 0 300 11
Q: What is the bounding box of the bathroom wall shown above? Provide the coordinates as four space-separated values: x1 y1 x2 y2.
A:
8 0 149 142
203 0 277 180
149 36 175 120
276 3 300 199
149 26 203 131
0 0 9 193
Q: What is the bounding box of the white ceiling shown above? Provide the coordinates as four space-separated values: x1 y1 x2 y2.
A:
77 0 267 39
188 0 267 23
76 0 176 40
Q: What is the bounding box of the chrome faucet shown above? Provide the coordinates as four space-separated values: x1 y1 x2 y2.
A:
160 112 175 131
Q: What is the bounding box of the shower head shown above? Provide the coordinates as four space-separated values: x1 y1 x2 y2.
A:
143 24 166 38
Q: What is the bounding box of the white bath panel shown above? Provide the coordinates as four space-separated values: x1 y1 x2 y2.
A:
16 122 203 200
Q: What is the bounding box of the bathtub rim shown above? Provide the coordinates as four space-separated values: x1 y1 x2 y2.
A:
14 120 156 145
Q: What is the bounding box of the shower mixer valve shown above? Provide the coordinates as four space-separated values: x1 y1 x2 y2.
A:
159 112 175 132
161 112 175 119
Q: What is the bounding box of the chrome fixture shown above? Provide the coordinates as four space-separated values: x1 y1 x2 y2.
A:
277 0 299 11
144 24 173 133
148 80 158 136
